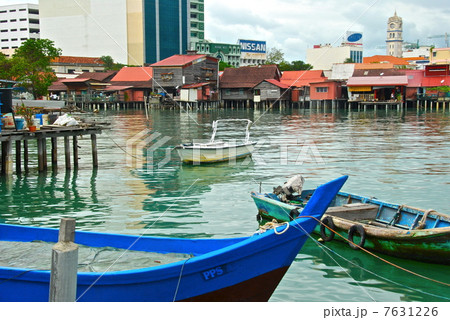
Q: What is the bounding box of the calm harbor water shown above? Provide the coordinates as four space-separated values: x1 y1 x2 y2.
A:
1 106 449 302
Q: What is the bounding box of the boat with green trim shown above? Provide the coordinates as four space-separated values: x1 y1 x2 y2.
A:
251 175 450 265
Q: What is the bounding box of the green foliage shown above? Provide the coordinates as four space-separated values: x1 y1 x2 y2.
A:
427 85 450 93
219 61 233 71
0 53 13 80
101 55 126 71
344 58 354 63
279 60 312 71
10 39 61 98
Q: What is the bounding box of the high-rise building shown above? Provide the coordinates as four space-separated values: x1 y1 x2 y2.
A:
189 0 205 50
39 0 192 65
386 11 403 58
0 3 40 57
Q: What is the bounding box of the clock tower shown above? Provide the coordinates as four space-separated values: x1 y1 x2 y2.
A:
386 11 403 57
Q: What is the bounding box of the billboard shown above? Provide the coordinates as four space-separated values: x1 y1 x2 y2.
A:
239 40 267 53
343 31 363 46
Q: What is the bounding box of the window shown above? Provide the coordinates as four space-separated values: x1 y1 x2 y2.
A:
316 87 328 93
254 89 261 95
10 19 17 22
225 89 231 96
190 13 197 19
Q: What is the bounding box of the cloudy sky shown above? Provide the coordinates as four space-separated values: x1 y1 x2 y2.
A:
4 0 450 62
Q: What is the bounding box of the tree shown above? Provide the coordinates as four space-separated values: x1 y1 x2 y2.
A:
0 53 13 80
11 38 61 99
265 48 286 65
219 61 233 71
100 55 126 71
100 55 115 70
278 60 312 71
344 58 354 63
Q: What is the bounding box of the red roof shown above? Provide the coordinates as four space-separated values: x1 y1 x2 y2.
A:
347 75 408 86
363 55 410 66
280 70 327 87
182 83 210 89
111 67 153 81
151 54 216 67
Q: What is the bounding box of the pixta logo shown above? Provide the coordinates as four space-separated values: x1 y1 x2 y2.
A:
126 129 172 172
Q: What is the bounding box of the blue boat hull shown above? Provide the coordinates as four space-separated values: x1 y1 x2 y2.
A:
0 176 348 302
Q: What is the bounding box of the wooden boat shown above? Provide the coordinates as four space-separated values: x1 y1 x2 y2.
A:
176 119 256 164
0 175 347 302
251 176 450 265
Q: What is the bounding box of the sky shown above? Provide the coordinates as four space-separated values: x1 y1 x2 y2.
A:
3 0 450 62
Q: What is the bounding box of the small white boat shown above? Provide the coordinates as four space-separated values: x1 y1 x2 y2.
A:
176 119 256 164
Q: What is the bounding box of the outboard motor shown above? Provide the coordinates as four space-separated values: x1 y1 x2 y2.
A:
273 175 305 203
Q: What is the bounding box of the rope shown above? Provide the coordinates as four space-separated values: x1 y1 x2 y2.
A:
0 270 32 285
309 215 450 287
257 220 289 234
173 257 191 302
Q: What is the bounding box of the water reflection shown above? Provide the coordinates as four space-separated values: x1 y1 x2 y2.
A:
0 169 108 228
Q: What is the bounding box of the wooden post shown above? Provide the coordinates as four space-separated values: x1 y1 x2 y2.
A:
37 138 45 172
91 134 98 167
1 140 13 175
49 218 78 302
64 136 71 170
23 140 29 172
73 136 79 168
51 137 58 168
15 141 21 174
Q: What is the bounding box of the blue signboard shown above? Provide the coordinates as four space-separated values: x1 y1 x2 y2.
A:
239 40 267 53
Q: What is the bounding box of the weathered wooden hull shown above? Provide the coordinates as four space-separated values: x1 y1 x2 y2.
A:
317 215 450 264
0 176 348 302
251 190 450 264
176 142 256 164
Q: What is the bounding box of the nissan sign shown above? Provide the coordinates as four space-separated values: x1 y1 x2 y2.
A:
239 40 267 53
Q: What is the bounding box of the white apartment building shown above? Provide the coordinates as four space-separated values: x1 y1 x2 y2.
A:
306 44 363 70
0 3 40 57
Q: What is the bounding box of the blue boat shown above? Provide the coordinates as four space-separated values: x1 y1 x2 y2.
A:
251 176 450 265
0 176 348 302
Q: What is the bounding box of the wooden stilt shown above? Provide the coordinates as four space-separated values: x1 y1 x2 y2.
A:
73 136 79 168
64 136 71 170
51 137 58 168
15 141 22 174
91 134 98 167
23 140 29 172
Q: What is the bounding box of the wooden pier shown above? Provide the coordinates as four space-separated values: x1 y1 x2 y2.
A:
0 126 102 175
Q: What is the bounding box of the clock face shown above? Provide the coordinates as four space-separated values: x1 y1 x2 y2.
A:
390 23 395 29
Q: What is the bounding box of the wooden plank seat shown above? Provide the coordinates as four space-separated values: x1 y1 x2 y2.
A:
325 203 379 221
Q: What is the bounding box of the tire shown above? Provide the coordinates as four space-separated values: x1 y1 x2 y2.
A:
289 208 300 220
348 224 366 250
319 216 336 242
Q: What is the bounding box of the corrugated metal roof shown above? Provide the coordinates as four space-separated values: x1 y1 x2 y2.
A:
151 54 214 67
220 65 281 88
347 75 409 86
182 82 210 89
75 71 116 82
363 55 410 65
111 67 153 82
280 70 327 87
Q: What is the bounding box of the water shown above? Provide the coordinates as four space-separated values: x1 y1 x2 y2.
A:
1 106 449 302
